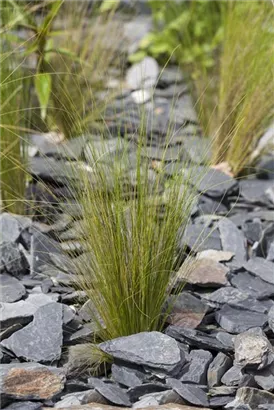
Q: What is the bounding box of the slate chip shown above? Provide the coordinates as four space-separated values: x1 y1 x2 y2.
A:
207 352 233 388
0 274 26 303
215 305 268 334
218 218 247 266
180 349 213 384
89 377 131 407
0 242 29 277
1 302 63 362
229 270 274 299
167 378 209 407
244 257 274 285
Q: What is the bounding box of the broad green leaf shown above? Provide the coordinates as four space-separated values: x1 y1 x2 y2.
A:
34 73 52 120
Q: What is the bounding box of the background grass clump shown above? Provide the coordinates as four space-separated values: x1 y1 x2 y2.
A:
134 0 274 175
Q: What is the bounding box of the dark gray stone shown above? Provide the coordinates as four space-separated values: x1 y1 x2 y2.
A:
165 326 233 352
0 301 36 329
180 349 213 384
64 326 94 345
111 363 146 388
219 218 247 266
0 323 22 341
215 305 268 333
1 303 63 362
0 363 65 402
0 274 26 303
54 389 106 407
254 362 274 391
197 195 228 215
269 305 274 332
31 230 63 274
243 218 263 244
230 270 274 299
240 178 274 204
89 377 131 406
221 365 246 386
207 352 233 388
0 242 29 277
191 167 237 197
234 328 274 369
99 331 183 374
209 395 235 407
0 213 31 243
204 287 272 314
4 402 43 410
244 257 274 285
182 220 222 252
166 378 209 407
128 383 168 402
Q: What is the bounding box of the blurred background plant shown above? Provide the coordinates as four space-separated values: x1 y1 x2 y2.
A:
0 0 30 214
2 0 125 139
132 0 274 176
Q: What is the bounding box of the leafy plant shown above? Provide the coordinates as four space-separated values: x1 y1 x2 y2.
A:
131 0 224 79
3 0 124 138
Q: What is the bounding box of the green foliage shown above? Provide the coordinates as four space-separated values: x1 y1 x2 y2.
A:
212 1 274 174
34 73 52 120
52 126 202 341
131 0 225 79
0 1 28 214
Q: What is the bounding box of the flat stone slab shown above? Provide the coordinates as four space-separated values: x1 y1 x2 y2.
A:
180 258 229 287
1 302 63 362
0 213 31 243
0 242 29 277
180 349 213 384
207 352 232 388
0 363 65 402
244 257 274 285
167 378 209 407
0 300 37 329
218 218 247 266
0 274 26 303
99 331 182 374
89 377 131 407
167 292 208 329
230 270 274 299
215 305 268 334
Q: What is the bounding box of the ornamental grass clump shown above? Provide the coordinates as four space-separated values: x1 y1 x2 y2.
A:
211 1 274 174
59 129 203 342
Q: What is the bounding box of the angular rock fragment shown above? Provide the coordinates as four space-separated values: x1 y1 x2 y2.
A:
207 352 232 388
99 331 183 374
244 257 274 285
234 328 274 369
196 249 234 262
1 303 63 362
167 378 209 407
182 222 222 252
218 218 247 266
254 362 274 391
0 242 29 277
230 270 274 299
269 305 274 332
215 305 268 333
227 387 274 410
89 377 131 407
180 258 229 287
0 301 36 329
128 383 169 402
4 402 43 410
0 274 26 303
167 292 208 329
221 365 252 387
111 363 146 388
0 363 65 401
54 390 107 408
0 213 31 243
166 326 233 352
180 349 213 384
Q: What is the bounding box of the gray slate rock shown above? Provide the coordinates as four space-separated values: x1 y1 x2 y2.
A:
0 213 31 243
207 352 232 388
126 57 159 89
111 363 146 388
239 178 274 204
230 270 274 299
31 230 63 274
0 300 36 329
193 167 237 197
99 331 183 374
180 349 213 384
89 377 131 407
243 218 263 244
182 221 222 252
244 257 274 285
179 257 229 287
234 327 274 369
1 302 63 362
4 402 42 410
0 242 29 277
254 362 274 391
0 363 65 402
269 305 274 332
221 365 246 387
54 389 106 407
165 326 233 352
128 383 168 402
167 378 209 407
204 287 272 314
215 305 268 333
0 274 26 303
218 218 247 266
